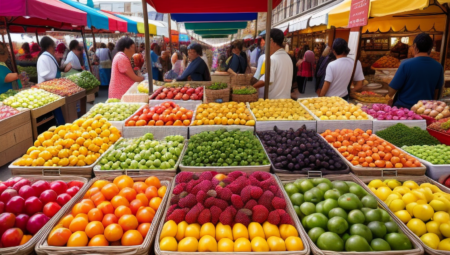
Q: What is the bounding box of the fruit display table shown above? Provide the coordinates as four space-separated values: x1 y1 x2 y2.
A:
0 109 33 167
84 86 99 104
60 90 86 123
30 97 66 140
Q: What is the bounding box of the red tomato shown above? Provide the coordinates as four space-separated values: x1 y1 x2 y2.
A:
136 120 147 126
163 102 171 108
156 108 164 114
147 120 155 126
132 115 139 121
167 114 174 122
152 113 159 121
143 108 149 114
127 120 136 126
138 114 148 121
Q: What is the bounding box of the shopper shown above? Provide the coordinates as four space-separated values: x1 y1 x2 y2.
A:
180 45 189 70
64 40 83 72
253 29 293 99
95 43 112 86
159 51 172 80
0 43 21 93
288 51 297 93
315 48 336 96
165 52 184 80
37 36 71 83
227 40 247 75
108 43 116 59
296 50 315 94
176 43 211 81
109 37 144 99
139 43 145 53
320 38 364 100
252 54 265 98
388 33 444 109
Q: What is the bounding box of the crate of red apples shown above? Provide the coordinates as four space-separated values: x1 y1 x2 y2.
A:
150 86 203 101
0 106 20 121
35 78 84 97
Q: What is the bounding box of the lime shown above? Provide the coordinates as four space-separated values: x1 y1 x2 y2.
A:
328 208 348 221
332 181 349 195
327 216 348 235
385 233 412 250
308 227 325 243
350 224 373 242
317 182 332 193
317 232 344 251
285 184 299 196
300 202 316 216
312 178 332 187
324 189 341 200
361 207 372 214
323 199 339 215
306 213 328 230
348 210 365 224
290 193 304 206
361 195 378 209
420 233 440 249
346 181 358 187
302 215 311 227
381 209 392 222
365 209 382 224
338 193 363 210
349 185 367 199
345 235 372 252
304 187 324 203
300 180 314 193
367 221 387 238
316 201 325 214
293 179 306 190
371 238 391 251
385 221 399 233
293 205 305 218
341 233 350 243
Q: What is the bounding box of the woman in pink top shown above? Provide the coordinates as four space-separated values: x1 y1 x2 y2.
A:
108 37 144 99
296 50 315 94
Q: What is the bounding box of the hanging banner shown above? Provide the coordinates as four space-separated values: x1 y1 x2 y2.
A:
348 0 370 28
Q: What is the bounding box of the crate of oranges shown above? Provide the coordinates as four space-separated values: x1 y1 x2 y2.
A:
320 128 426 176
9 116 122 178
36 175 171 255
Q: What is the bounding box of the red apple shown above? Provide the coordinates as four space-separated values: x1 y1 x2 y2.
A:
0 184 7 195
31 181 50 196
24 197 43 216
56 193 72 206
182 94 190 101
190 94 198 100
160 93 166 99
12 179 31 191
0 189 17 204
186 88 195 95
19 185 37 199
43 202 61 217
0 202 4 214
4 177 23 187
167 92 174 99
50 181 67 195
39 190 57 204
162 88 169 93
156 95 161 100
66 186 80 197
6 196 24 215
174 94 182 100
0 213 16 235
26 213 49 235
14 214 29 232
180 87 187 93
1 228 23 247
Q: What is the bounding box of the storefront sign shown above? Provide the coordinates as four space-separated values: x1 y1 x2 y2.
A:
348 0 370 28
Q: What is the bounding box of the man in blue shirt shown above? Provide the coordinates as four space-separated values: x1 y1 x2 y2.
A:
388 33 444 109
176 43 211 81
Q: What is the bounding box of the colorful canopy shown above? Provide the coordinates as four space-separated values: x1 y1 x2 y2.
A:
171 13 257 22
201 35 229 38
195 29 238 35
179 34 190 42
0 0 87 27
60 0 109 30
101 11 134 33
99 10 127 32
147 0 282 13
185 22 248 30
124 16 159 35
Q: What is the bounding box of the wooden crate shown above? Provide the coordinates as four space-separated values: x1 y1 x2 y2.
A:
0 110 33 167
85 86 99 103
30 97 66 140
61 90 86 123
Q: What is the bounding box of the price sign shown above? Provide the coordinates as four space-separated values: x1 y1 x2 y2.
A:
348 0 370 28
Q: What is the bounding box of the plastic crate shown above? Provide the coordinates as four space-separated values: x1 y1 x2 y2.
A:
427 127 450 145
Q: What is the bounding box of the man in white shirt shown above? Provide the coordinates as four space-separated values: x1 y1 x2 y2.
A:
321 38 365 99
253 29 293 99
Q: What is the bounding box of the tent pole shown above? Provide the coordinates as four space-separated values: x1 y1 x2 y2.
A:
264 0 272 99
4 20 17 73
142 0 153 95
92 29 96 49
439 5 450 99
35 31 39 44
168 13 173 54
254 17 258 39
81 27 92 72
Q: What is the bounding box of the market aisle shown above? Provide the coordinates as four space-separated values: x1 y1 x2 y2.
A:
293 79 317 99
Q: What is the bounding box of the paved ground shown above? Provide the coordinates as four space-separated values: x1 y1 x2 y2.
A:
0 81 316 181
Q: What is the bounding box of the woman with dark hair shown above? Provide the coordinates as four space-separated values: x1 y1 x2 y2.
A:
227 40 247 75
165 51 183 80
64 40 82 71
0 43 21 93
109 37 144 99
315 49 336 96
37 36 71 83
96 43 112 86
180 45 189 70
159 51 172 80
296 50 315 94
176 43 210 81
141 43 161 80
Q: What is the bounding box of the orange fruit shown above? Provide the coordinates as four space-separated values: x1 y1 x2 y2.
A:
157 186 166 198
136 194 149 206
85 221 105 238
111 196 130 209
69 217 88 233
144 176 161 188
20 235 32 245
101 183 120 200
81 199 95 208
144 186 158 201
67 231 88 247
129 199 144 215
118 214 139 231
113 176 134 190
137 223 151 238
102 214 118 228
48 228 72 246
88 234 109 246
91 192 106 207
59 214 74 228
88 208 104 222
121 230 143 246
149 197 162 211
74 213 88 221
104 224 124 242
97 201 114 215
119 187 137 202
72 203 91 215
133 182 148 194
115 205 132 218
136 207 155 224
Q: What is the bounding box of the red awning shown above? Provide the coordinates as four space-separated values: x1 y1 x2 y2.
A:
4 17 81 33
0 0 87 27
146 0 282 13
98 10 128 33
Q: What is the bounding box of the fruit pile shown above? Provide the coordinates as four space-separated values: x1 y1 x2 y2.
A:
99 134 184 170
106 99 121 103
191 102 255 126
150 86 203 101
403 145 450 165
46 175 165 247
372 56 400 68
125 101 193 126
285 178 413 252
0 89 18 102
301 97 369 120
66 71 100 90
35 79 84 97
376 123 440 147
88 103 141 121
321 128 422 168
368 179 450 250
3 88 61 109
428 118 450 134
0 105 20 120
412 101 450 120
258 126 347 171
13 116 120 167
0 177 83 247
361 104 422 120
182 130 269 167
159 171 304 252
250 99 313 121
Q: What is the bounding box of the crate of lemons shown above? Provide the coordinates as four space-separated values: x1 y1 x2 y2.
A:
368 179 450 251
301 97 370 120
250 99 313 121
13 115 121 167
191 102 255 126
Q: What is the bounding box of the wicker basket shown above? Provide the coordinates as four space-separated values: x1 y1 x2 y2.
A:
0 175 89 255
230 73 253 86
204 87 230 103
36 176 173 255
232 92 258 103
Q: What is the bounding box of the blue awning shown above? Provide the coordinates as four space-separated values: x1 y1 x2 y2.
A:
195 29 238 35
60 0 109 30
171 13 257 22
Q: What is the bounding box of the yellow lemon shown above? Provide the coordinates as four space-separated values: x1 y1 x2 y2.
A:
440 223 450 238
376 186 392 201
177 237 198 252
430 200 449 212
198 235 217 252
200 223 215 238
389 199 406 212
402 193 418 205
232 223 249 240
413 204 435 221
395 210 412 224
279 224 299 240
285 236 304 251
160 237 177 251
434 211 450 223
426 221 442 237
217 238 234 252
403 181 420 190
160 220 177 240
438 238 450 251
420 233 440 249
234 237 251 252
394 186 411 195
407 218 427 237
251 236 269 252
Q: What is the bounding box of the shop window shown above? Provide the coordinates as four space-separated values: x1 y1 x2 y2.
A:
284 0 288 19
296 0 300 13
401 37 409 44
289 0 294 16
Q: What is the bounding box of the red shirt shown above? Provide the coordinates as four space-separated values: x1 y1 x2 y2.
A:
108 52 135 99
297 61 313 77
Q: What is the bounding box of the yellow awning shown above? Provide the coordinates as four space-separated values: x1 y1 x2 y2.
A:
299 25 328 34
438 0 450 3
137 23 157 35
